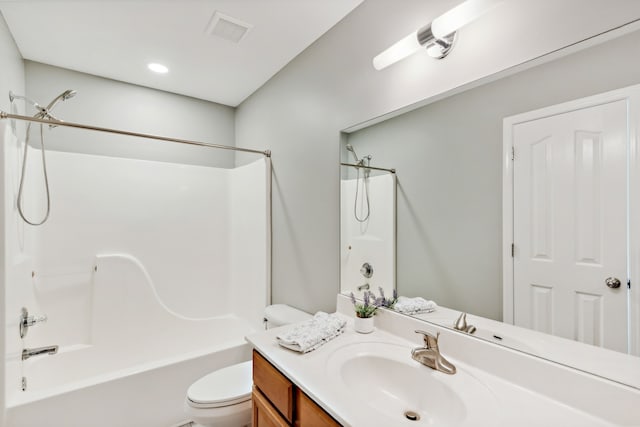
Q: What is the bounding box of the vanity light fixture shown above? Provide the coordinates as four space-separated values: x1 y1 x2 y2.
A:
373 0 503 70
147 63 169 74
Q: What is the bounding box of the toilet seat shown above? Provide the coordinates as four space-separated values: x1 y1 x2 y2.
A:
186 361 252 409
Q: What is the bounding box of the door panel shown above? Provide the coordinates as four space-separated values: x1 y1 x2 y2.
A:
513 99 628 352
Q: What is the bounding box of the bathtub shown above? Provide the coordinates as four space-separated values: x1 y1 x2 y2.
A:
5 254 262 427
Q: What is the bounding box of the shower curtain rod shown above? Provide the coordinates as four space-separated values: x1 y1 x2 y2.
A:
0 111 271 157
341 162 395 174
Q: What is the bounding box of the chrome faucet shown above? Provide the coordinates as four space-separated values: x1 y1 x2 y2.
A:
411 330 456 375
453 312 476 334
22 345 58 361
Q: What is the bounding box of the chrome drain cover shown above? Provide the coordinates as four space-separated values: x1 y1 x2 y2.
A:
404 411 420 421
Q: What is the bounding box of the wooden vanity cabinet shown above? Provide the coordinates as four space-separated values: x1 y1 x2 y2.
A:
252 350 341 427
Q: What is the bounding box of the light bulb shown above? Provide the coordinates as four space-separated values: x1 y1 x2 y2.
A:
431 0 502 39
373 31 421 71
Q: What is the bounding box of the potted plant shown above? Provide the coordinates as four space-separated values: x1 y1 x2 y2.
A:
350 291 380 333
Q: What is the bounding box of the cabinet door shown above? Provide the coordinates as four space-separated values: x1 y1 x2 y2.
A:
253 351 294 422
253 387 290 427
295 389 341 427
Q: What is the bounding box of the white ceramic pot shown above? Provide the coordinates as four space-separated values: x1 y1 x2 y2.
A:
354 316 375 334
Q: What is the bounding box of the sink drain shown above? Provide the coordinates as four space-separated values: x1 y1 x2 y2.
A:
404 411 420 421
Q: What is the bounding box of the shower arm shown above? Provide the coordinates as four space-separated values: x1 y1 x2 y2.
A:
0 110 271 157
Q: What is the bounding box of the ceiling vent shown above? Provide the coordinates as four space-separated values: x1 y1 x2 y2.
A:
205 11 252 44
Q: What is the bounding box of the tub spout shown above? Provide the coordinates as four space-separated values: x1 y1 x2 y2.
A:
22 345 58 361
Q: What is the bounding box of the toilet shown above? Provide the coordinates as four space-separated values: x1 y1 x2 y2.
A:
184 304 311 427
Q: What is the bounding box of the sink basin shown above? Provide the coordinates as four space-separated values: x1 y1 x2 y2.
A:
326 341 499 426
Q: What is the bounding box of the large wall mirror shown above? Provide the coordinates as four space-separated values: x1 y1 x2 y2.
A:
340 24 640 388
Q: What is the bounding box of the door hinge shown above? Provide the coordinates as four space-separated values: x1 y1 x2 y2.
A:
511 146 515 161
511 243 514 257
628 279 631 289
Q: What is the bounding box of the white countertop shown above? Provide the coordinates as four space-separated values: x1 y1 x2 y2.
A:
246 307 637 427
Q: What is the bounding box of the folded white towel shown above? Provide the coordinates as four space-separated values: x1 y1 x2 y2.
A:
394 296 437 315
276 312 346 353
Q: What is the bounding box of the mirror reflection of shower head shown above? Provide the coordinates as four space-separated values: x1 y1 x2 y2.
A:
346 144 360 163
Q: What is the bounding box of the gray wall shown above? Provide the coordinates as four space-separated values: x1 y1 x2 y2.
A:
347 28 640 320
0 10 25 424
236 0 640 315
25 61 238 168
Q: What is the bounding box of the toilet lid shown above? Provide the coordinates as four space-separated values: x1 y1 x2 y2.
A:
187 361 252 408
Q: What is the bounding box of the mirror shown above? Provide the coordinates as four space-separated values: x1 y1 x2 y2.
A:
340 25 640 387
340 158 396 299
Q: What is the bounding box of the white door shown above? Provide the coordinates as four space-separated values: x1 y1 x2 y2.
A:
512 99 628 352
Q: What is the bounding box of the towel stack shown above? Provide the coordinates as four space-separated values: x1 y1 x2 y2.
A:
394 296 437 315
276 312 346 353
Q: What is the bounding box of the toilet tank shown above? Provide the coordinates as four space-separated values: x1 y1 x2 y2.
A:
264 304 312 328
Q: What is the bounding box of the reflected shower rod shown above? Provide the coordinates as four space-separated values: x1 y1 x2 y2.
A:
341 162 395 174
0 111 271 157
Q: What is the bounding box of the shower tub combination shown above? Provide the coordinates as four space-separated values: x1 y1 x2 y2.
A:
2 118 270 427
340 160 396 298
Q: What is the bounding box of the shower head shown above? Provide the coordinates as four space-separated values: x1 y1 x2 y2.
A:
346 144 360 163
45 89 77 112
62 89 77 100
9 91 45 111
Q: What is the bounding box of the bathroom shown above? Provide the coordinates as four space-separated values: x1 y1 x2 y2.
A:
1 1 640 426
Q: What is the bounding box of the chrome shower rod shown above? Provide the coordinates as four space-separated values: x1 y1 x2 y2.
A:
0 111 271 157
341 162 395 174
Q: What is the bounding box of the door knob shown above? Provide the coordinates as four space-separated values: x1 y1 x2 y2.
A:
605 277 621 289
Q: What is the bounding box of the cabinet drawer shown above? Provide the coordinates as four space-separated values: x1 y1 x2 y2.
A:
253 350 294 423
253 387 290 427
295 389 341 427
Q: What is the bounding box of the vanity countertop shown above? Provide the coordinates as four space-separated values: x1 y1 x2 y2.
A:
246 305 638 427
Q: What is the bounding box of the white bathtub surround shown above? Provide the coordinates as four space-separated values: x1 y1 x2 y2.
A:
3 147 270 426
340 173 396 298
276 312 346 353
246 294 640 426
393 296 437 315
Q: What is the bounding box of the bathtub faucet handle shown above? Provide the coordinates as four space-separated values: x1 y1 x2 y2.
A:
20 307 48 339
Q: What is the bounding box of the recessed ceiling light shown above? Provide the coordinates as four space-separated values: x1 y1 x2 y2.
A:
148 63 169 74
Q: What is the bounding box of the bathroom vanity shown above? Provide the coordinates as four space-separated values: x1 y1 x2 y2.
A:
246 294 640 427
252 351 339 426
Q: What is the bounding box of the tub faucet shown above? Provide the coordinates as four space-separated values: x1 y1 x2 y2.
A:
411 330 456 375
22 345 58 361
357 283 370 291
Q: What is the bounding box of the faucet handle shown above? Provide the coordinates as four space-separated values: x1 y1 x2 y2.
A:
20 307 48 339
414 330 439 349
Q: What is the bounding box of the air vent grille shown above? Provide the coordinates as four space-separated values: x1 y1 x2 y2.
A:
205 11 252 43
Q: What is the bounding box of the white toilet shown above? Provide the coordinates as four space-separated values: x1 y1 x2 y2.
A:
184 305 311 427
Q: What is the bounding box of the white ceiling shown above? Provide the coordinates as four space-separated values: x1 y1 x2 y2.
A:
0 0 364 107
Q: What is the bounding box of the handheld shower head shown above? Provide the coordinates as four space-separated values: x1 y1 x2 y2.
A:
346 144 360 163
62 89 77 100
45 89 77 112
